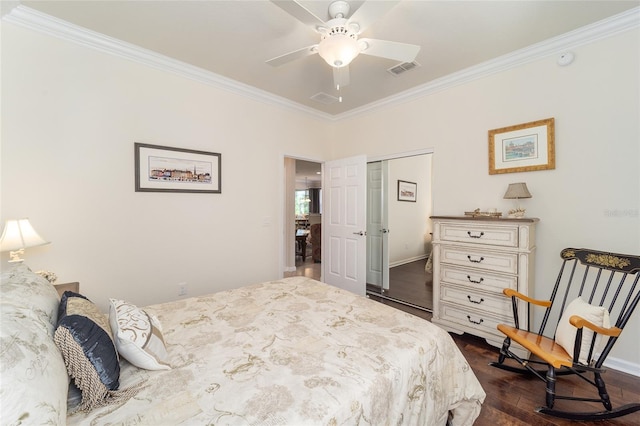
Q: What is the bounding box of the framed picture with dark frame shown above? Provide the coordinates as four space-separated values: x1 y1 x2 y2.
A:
397 180 417 202
488 117 555 175
135 143 221 193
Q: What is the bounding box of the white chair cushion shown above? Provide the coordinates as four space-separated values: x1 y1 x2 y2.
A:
556 297 610 364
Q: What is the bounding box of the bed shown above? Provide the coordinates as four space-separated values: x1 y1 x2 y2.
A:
1 264 485 425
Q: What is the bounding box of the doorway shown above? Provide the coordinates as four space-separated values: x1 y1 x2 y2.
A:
365 153 433 311
283 157 322 280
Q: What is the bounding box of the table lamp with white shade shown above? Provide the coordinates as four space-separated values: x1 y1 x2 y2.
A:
503 183 532 218
0 218 50 263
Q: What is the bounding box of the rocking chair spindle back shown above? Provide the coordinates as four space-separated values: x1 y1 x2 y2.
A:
490 247 640 421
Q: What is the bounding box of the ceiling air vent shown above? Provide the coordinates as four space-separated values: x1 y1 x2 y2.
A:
310 92 339 104
387 61 420 77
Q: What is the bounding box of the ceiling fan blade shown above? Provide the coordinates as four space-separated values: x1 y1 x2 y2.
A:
347 1 400 34
359 38 420 63
271 0 325 29
333 66 350 89
266 45 318 67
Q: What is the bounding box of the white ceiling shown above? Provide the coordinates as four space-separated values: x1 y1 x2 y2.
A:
10 1 638 117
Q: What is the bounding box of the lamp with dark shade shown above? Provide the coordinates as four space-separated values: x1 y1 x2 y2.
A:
0 218 49 263
503 183 532 217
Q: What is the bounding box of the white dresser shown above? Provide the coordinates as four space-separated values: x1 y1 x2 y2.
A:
430 216 538 356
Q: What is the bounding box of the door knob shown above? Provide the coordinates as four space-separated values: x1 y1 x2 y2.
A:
381 228 389 233
353 231 366 236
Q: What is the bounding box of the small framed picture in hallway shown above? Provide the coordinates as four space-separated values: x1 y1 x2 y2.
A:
397 180 417 202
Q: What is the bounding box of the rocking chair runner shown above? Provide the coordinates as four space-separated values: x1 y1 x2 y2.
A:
490 247 640 421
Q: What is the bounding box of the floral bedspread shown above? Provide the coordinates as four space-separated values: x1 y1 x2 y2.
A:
68 277 485 425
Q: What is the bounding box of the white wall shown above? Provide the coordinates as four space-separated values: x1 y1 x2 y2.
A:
331 30 640 369
387 155 432 266
1 23 331 311
2 19 639 371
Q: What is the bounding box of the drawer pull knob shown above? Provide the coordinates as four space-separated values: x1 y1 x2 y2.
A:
467 295 484 304
467 275 484 284
467 231 484 239
467 255 485 263
467 315 483 325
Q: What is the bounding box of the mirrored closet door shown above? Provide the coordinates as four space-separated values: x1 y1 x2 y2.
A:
366 153 433 312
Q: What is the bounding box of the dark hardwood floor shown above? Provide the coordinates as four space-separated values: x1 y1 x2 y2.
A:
285 252 640 425
458 332 640 426
374 299 640 426
368 258 433 311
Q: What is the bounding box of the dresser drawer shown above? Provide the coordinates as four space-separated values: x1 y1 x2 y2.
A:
440 284 511 316
440 245 518 274
438 223 518 247
440 264 517 293
440 302 514 335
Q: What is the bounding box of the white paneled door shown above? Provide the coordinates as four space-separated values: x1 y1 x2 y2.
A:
366 161 389 289
323 155 367 295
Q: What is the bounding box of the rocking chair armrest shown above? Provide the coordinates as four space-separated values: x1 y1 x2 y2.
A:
503 288 552 307
569 315 622 337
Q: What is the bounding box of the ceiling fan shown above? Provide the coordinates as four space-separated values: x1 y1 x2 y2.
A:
267 0 420 90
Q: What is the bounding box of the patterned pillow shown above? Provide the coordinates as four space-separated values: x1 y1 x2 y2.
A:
0 263 59 333
109 299 171 370
0 265 68 424
55 292 138 411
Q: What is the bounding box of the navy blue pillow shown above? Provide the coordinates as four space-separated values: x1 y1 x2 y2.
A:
56 291 120 391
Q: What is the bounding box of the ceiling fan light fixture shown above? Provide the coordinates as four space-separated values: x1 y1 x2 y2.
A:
318 33 360 68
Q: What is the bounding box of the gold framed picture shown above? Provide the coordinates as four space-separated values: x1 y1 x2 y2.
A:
488 118 555 175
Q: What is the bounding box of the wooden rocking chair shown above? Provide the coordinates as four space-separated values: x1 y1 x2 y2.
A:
490 247 640 421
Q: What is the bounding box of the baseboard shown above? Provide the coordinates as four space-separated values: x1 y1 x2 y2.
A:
389 254 428 269
284 266 296 272
603 356 640 377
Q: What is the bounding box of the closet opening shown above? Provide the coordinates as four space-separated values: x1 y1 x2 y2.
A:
365 152 433 312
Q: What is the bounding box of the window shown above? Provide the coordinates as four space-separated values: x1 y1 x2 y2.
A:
295 190 310 216
295 189 321 216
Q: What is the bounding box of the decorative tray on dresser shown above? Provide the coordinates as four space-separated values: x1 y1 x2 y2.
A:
430 216 538 358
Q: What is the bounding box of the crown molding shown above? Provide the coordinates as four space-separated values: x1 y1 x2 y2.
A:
3 5 638 122
2 5 334 121
335 6 640 121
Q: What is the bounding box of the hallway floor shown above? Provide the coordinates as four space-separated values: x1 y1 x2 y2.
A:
284 247 321 280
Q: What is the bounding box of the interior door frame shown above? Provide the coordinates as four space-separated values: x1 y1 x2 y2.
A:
367 148 434 164
365 147 434 298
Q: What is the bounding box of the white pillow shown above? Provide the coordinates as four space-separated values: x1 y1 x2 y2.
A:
555 297 610 364
1 263 60 333
109 299 171 370
0 264 68 424
0 319 69 424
